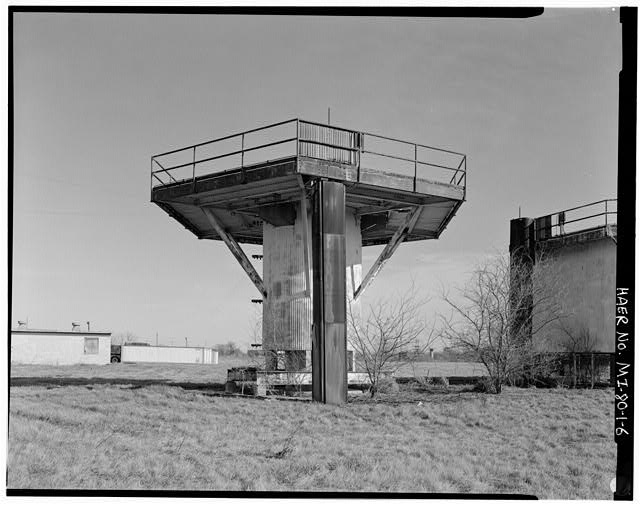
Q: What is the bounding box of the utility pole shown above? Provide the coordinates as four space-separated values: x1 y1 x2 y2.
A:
185 337 188 347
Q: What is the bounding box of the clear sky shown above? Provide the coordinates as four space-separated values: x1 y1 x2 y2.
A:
11 9 620 349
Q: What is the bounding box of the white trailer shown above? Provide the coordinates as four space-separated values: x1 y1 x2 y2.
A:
121 345 218 364
11 329 111 366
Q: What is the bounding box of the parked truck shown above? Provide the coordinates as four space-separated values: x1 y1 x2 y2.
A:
110 345 121 363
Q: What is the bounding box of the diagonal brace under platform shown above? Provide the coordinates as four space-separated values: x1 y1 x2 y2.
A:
354 206 424 301
202 207 267 298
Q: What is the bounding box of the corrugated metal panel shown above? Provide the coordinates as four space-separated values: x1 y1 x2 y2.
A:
298 123 356 165
262 205 362 353
262 203 313 351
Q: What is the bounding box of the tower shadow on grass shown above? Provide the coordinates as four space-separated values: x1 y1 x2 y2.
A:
10 376 227 392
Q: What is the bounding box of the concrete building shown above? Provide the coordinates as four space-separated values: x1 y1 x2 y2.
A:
510 199 617 352
121 344 218 364
11 326 112 365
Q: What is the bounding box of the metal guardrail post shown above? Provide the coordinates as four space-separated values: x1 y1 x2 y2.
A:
357 132 362 183
413 144 417 192
463 157 467 199
192 146 196 187
241 133 246 183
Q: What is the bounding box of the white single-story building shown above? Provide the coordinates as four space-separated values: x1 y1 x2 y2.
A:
121 344 218 364
11 328 112 365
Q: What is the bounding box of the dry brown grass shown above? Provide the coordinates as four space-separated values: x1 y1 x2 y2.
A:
8 364 615 498
10 357 485 384
10 355 248 385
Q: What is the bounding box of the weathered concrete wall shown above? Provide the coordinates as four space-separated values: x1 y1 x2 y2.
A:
262 201 361 356
536 234 616 352
11 332 111 365
121 345 217 364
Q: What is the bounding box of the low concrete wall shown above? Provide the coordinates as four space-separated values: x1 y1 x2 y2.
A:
11 331 111 365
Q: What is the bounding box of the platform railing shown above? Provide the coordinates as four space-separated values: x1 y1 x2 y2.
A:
534 199 617 241
150 118 299 191
356 128 467 194
150 118 467 197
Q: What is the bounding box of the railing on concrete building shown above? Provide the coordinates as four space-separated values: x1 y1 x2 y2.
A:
533 199 617 241
150 118 467 196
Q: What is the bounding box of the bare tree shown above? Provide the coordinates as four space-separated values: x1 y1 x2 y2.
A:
348 284 436 397
440 253 566 393
559 320 597 353
218 340 244 356
111 332 137 346
249 308 263 348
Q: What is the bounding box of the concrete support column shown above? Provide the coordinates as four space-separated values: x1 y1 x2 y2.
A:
509 217 535 343
312 180 347 404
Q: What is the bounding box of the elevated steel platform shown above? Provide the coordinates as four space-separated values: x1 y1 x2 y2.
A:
151 119 466 246
530 199 618 248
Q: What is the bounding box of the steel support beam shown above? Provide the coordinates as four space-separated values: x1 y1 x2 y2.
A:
312 180 347 405
353 206 424 301
298 176 312 297
435 200 464 238
201 207 267 298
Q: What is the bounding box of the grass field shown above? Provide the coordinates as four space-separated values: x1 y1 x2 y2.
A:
10 356 486 385
8 360 615 497
10 356 248 385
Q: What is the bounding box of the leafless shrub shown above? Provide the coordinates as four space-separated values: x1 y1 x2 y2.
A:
217 341 245 357
472 377 496 394
287 360 311 396
559 322 597 353
428 376 449 387
375 375 400 395
111 332 137 346
440 253 567 394
408 362 430 389
348 284 437 397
